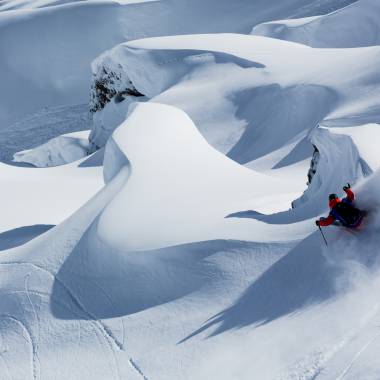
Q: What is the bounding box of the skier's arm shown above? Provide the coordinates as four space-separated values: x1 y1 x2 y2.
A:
343 187 354 201
318 215 335 227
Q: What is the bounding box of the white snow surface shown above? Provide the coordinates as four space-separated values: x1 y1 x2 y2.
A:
252 0 380 48
13 130 90 167
2 0 380 379
0 0 342 129
89 32 380 164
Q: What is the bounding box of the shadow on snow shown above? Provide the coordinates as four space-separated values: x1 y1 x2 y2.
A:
179 232 340 343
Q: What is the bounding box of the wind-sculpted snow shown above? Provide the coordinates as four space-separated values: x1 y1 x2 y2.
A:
0 0 332 128
3 0 380 378
232 123 380 222
90 33 380 165
3 131 380 379
13 131 90 167
97 102 311 251
293 123 380 214
0 104 90 164
291 126 367 213
252 0 380 48
103 135 130 184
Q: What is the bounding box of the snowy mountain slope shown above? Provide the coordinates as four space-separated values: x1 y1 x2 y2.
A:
0 104 90 163
0 153 103 233
0 0 339 130
0 0 87 11
252 0 380 48
2 0 380 379
2 103 380 380
13 130 90 167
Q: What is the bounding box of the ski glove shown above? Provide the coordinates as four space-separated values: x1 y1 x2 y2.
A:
343 183 351 191
315 220 320 226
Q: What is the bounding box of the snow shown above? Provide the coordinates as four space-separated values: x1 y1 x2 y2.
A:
327 124 380 173
0 156 103 232
0 0 337 129
1 0 380 379
0 103 90 163
13 130 90 167
252 0 380 48
97 103 310 251
89 32 380 168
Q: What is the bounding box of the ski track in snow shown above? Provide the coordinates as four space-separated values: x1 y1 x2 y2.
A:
129 358 149 380
0 261 124 348
335 332 380 380
0 260 150 380
24 273 41 380
313 304 380 380
0 262 123 378
0 315 35 380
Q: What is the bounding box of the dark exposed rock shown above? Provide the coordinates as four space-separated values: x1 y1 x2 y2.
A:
90 65 144 113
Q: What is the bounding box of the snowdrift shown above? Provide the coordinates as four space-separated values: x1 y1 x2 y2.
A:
89 33 380 170
0 152 103 232
98 102 311 250
3 1 380 379
13 130 90 167
252 0 380 48
0 0 334 129
2 103 380 379
291 123 380 213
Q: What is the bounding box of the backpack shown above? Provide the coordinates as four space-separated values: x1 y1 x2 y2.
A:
331 201 361 226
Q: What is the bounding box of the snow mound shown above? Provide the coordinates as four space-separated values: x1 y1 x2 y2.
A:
0 0 333 128
252 0 380 48
292 123 380 213
90 33 380 166
0 104 90 163
97 102 311 250
13 131 90 167
2 105 380 380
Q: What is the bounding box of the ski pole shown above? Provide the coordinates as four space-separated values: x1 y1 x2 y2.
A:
318 225 328 247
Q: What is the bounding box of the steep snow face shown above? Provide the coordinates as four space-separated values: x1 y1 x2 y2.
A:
0 0 334 129
97 102 311 251
292 123 380 213
327 124 380 172
252 0 380 48
2 106 380 380
89 33 380 166
292 127 364 212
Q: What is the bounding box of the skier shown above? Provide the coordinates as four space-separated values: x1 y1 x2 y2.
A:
315 183 366 229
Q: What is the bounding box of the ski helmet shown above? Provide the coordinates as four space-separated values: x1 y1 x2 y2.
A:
329 193 338 201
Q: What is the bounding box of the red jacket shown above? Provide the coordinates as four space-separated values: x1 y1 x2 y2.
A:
319 188 354 227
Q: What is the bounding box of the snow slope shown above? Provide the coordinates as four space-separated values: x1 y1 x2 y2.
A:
0 153 103 233
89 33 380 170
97 103 310 251
0 104 90 163
252 0 380 48
2 0 380 379
0 0 340 129
13 130 90 167
1 103 380 380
